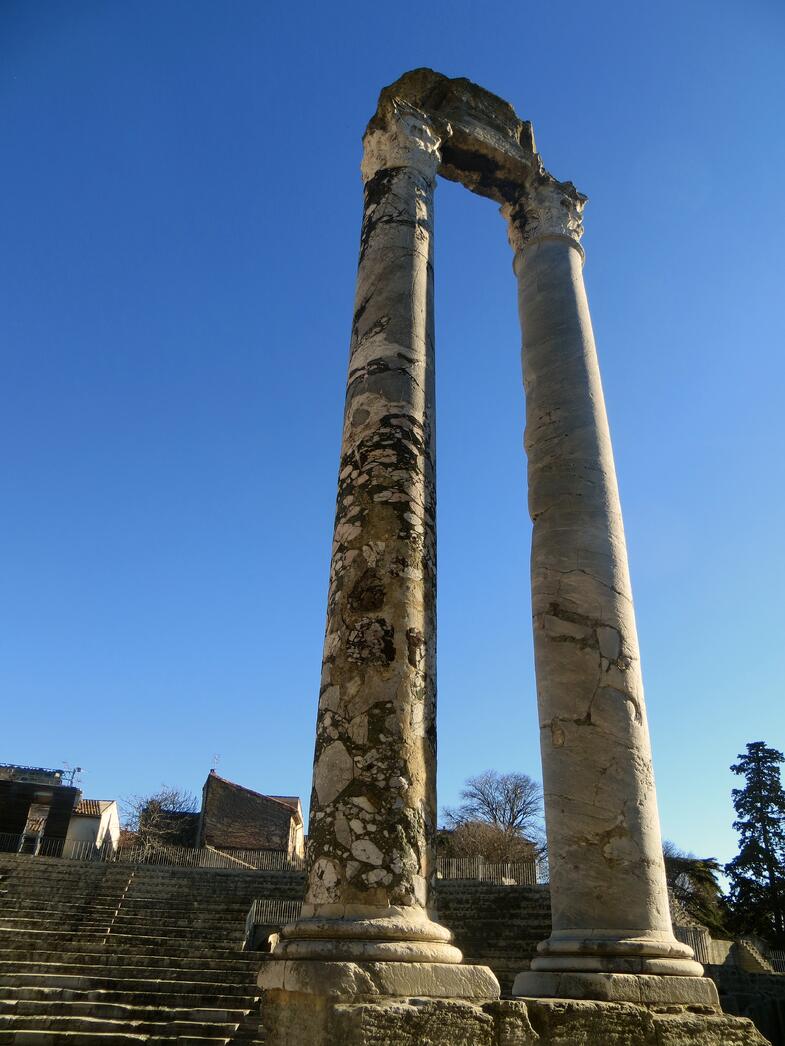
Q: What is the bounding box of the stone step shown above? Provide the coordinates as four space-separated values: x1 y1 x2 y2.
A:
0 879 286 898
0 1014 257 1037
0 855 277 1041
0 917 244 941
0 950 257 969
0 887 271 903
0 969 258 996
0 985 258 1011
0 1033 265 1045
0 919 249 940
0 958 256 979
0 896 263 914
0 930 245 956
0 999 255 1025
0 907 250 933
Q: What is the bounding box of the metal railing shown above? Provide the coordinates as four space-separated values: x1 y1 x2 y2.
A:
2 832 542 883
768 949 785 973
244 898 303 949
673 924 712 965
0 832 305 872
435 856 539 885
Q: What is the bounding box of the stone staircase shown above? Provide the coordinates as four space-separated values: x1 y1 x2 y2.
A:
434 880 552 996
736 939 777 975
0 853 304 1044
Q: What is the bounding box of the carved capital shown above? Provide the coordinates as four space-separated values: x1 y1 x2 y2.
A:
503 178 586 255
361 99 449 184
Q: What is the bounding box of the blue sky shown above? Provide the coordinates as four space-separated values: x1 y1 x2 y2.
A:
2 0 783 868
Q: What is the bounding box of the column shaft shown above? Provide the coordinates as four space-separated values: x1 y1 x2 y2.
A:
274 105 459 963
508 185 700 978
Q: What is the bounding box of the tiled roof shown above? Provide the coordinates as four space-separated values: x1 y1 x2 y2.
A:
73 799 113 817
268 795 301 814
201 773 300 850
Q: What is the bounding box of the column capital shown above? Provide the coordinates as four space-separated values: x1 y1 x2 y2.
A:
361 99 449 184
503 178 587 257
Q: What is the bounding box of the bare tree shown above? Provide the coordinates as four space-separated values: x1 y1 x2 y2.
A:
121 786 199 852
443 770 542 836
438 820 537 863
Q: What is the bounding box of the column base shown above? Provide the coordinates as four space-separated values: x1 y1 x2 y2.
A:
270 904 462 963
259 959 501 1046
529 928 704 976
259 958 500 999
512 970 720 1008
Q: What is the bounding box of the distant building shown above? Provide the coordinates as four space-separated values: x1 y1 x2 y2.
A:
65 799 120 854
196 771 304 859
0 763 115 857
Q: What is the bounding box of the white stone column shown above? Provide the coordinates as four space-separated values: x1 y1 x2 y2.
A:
505 180 713 1004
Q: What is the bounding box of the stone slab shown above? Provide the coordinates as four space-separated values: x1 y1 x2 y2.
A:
261 994 770 1046
258 958 500 999
516 998 769 1044
513 970 720 1007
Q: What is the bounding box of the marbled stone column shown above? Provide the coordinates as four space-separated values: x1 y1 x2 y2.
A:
272 101 460 964
504 180 706 995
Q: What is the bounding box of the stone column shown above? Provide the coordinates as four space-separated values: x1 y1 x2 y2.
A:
504 180 714 1005
266 101 493 999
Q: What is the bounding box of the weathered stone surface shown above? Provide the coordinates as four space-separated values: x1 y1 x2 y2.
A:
261 993 770 1046
271 90 493 981
518 998 769 1044
513 971 719 1007
259 960 500 999
271 67 723 1041
330 999 495 1045
505 180 701 986
281 95 444 951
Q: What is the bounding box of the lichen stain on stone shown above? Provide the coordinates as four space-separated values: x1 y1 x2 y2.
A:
346 616 395 665
406 628 425 669
348 569 386 613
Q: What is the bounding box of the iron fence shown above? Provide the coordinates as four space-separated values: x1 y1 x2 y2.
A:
435 855 539 885
673 924 712 965
1 832 544 883
244 898 303 949
0 832 305 872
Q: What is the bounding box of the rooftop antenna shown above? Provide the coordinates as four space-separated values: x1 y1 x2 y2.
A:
62 763 84 788
211 753 221 773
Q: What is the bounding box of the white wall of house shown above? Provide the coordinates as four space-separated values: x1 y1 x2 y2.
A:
64 802 120 853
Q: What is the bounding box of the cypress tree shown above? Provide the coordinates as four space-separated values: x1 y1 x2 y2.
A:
725 741 785 943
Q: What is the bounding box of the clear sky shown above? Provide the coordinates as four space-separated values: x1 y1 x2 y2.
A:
2 0 783 869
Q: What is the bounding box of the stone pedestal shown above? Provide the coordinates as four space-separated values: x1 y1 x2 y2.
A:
259 960 500 1046
259 973 770 1046
512 971 719 1007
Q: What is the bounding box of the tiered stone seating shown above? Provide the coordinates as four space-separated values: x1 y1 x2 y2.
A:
0 850 556 1040
434 880 552 996
0 853 305 1043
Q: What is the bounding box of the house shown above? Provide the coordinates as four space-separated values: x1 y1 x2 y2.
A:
0 764 119 858
64 798 120 855
196 771 304 859
0 764 80 855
